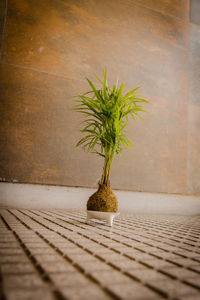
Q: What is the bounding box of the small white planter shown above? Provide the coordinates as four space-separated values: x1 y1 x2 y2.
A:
86 210 120 226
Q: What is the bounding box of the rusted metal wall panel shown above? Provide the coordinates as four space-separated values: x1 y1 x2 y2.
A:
0 0 191 194
187 23 200 194
2 0 189 79
0 63 103 187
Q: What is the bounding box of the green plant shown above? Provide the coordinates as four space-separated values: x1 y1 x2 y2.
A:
75 68 149 187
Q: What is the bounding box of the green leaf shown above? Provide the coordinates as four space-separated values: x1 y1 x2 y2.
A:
92 151 105 158
74 67 149 177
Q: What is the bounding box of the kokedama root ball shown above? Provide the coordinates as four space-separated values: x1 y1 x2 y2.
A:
87 184 118 212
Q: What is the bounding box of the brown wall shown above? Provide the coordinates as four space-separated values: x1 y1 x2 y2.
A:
0 0 194 195
188 0 200 194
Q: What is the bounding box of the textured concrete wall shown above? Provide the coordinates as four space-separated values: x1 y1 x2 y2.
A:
0 0 192 194
1 182 200 215
190 0 200 25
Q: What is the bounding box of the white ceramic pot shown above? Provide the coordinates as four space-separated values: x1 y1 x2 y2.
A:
86 210 120 226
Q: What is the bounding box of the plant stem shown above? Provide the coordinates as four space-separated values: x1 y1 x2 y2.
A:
101 144 115 186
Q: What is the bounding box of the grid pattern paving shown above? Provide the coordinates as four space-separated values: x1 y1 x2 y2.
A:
0 208 200 300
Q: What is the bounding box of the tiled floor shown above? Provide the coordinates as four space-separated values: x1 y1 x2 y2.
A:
0 208 200 300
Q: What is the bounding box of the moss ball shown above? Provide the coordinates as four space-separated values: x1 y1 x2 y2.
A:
87 184 118 212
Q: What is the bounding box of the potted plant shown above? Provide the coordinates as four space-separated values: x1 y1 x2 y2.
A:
75 68 148 226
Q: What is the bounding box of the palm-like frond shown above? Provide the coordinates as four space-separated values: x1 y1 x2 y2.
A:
75 69 148 155
74 68 149 185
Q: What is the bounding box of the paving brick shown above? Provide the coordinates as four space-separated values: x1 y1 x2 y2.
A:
142 258 175 269
90 269 133 285
97 252 128 262
161 266 198 279
167 257 200 268
34 254 64 263
1 208 200 300
184 276 200 288
61 284 112 300
5 288 55 300
0 236 16 242
76 260 112 272
1 263 35 274
0 254 29 264
59 247 86 255
40 261 76 273
181 294 200 300
126 268 168 282
0 242 19 248
107 282 161 299
3 273 45 289
66 253 97 263
49 272 90 287
148 278 199 298
0 248 24 255
190 264 200 273
28 247 56 255
23 243 49 249
19 237 43 242
89 247 113 255
125 251 155 261
109 258 146 271
51 241 77 249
